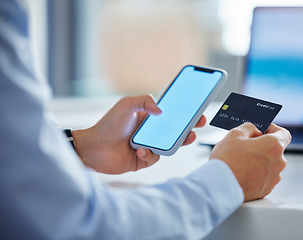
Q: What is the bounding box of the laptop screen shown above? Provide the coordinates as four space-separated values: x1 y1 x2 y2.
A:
243 7 303 129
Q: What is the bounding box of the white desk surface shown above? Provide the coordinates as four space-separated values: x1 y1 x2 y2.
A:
52 97 303 240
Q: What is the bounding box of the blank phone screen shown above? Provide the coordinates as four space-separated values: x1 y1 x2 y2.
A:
132 66 223 150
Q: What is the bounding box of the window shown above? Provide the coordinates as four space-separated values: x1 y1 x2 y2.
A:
29 0 303 98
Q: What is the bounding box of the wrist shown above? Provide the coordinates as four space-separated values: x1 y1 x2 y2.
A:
70 129 84 152
70 128 91 160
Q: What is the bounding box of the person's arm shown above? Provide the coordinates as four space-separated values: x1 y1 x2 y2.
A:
0 1 290 239
0 2 242 239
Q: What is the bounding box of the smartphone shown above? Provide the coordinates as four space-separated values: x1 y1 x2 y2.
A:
130 65 227 156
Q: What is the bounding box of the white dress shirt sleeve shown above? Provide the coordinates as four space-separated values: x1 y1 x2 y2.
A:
0 1 244 239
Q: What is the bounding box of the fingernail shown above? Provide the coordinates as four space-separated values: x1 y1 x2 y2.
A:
139 148 147 158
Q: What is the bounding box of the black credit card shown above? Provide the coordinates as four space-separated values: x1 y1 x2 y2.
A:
210 92 282 133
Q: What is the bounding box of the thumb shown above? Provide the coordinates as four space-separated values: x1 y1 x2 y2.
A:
131 95 162 115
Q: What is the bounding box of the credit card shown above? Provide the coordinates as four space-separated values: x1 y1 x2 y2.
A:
210 92 282 133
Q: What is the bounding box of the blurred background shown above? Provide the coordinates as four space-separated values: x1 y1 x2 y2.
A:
22 0 303 101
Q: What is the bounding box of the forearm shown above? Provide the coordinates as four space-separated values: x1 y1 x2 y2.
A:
115 160 243 239
0 1 243 238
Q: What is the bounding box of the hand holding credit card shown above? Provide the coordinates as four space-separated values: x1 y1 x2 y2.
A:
210 92 282 133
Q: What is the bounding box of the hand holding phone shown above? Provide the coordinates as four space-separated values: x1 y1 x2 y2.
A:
130 65 227 156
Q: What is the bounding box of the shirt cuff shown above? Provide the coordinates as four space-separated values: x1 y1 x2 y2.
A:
186 159 244 219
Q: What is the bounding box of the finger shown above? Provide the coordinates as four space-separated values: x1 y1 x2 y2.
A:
130 95 162 115
230 122 263 138
194 115 207 128
137 111 148 122
182 131 197 146
137 148 160 165
265 123 281 134
265 124 292 148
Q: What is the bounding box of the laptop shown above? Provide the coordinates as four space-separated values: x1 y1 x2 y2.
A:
242 6 303 152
